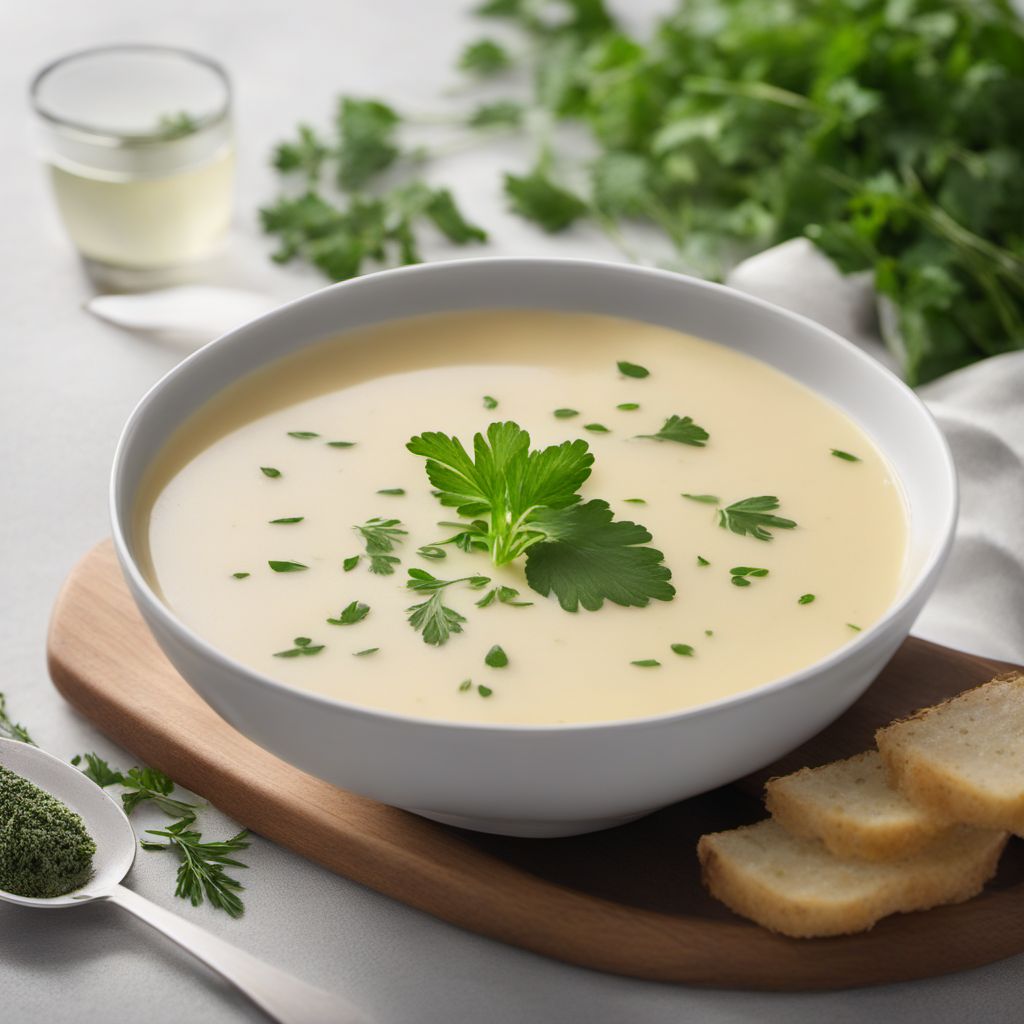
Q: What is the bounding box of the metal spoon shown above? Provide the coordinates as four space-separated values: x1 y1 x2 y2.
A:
0 738 368 1024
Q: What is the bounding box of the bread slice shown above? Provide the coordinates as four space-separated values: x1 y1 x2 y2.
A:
877 672 1024 836
697 818 1007 938
765 750 955 861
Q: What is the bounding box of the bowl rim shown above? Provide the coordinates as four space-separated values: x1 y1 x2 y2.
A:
110 256 958 735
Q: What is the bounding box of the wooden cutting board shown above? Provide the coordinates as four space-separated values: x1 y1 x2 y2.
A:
47 540 1024 991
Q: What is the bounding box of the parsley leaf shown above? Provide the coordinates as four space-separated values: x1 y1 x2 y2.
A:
484 645 509 667
525 500 675 612
268 560 308 573
831 449 861 462
638 415 709 446
327 601 370 626
617 360 649 378
336 97 400 190
274 636 326 657
718 496 797 541
459 38 512 76
354 516 407 574
504 167 588 232
406 591 467 646
0 693 33 744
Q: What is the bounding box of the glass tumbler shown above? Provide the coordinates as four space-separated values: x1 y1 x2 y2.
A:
30 45 234 279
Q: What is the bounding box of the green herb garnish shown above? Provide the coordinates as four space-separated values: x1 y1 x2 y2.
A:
798 593 816 605
268 560 308 573
705 629 714 637
72 755 200 817
0 693 33 744
670 644 694 657
327 440 357 448
354 517 407 575
638 415 709 447
417 544 447 560
274 636 325 657
288 431 320 439
407 421 674 611
353 647 380 656
623 498 646 504
847 623 863 632
631 659 660 667
260 467 282 478
141 818 249 918
269 516 304 524
476 585 532 608
405 569 489 645
617 402 640 411
458 679 473 692
682 493 720 504
469 100 525 129
553 408 579 418
459 38 512 76
729 565 769 587
342 555 360 572
584 423 610 433
484 644 509 668
503 167 588 233
617 361 649 378
477 684 494 698
327 601 370 626
696 555 710 566
377 488 406 496
231 572 251 579
718 496 796 541
483 395 499 410
831 449 861 462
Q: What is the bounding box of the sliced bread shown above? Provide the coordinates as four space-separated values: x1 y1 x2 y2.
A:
877 672 1024 836
764 750 955 861
697 818 1007 938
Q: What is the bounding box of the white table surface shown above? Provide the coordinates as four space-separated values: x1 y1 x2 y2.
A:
2 2 1020 1021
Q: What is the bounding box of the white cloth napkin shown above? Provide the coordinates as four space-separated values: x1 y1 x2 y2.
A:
728 239 1024 664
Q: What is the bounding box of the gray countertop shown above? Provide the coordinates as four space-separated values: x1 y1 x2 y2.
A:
1 2 1020 1021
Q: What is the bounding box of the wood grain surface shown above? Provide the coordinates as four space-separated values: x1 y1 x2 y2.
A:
46 540 1024 991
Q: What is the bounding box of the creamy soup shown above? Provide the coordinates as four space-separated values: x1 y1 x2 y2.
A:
137 310 907 725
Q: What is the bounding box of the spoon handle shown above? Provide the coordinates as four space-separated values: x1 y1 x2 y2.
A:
106 883 369 1024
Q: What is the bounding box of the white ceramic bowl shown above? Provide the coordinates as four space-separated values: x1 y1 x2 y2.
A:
110 259 957 837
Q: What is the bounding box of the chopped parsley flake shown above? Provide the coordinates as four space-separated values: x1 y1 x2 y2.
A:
268 560 308 573
231 572 250 579
342 555 360 571
718 496 796 541
458 679 472 692
274 636 325 658
798 593 816 605
483 395 499 410
617 402 640 411
638 415 709 446
584 423 610 433
377 488 406 495
730 565 769 587
623 498 646 504
260 467 282 478
696 555 710 566
484 644 508 668
631 659 660 667
269 516 304 524
327 440 356 448
353 648 379 657
617 361 649 378
670 643 694 657
831 449 861 462
327 601 370 625
287 431 320 439
354 517 407 575
682 493 720 504
847 623 863 632
477 685 494 698
553 408 579 418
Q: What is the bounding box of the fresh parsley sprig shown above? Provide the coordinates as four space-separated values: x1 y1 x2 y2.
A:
718 496 797 542
638 415 709 446
354 516 407 574
0 692 34 745
407 421 675 612
70 754 200 817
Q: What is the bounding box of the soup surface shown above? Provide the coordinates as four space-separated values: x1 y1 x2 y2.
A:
138 310 907 725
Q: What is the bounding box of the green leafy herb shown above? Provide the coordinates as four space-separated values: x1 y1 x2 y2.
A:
353 647 380 656
623 498 646 504
670 643 694 657
476 585 532 608
617 402 640 411
327 440 357 448
631 659 660 667
478 684 494 697
72 754 200 817
343 555 360 572
417 544 447 560
273 125 329 183
798 593 816 605
377 488 406 495
406 568 491 593
469 100 525 129
231 572 250 579
831 449 861 462
705 629 714 637
268 560 309 573
730 565 769 588
584 423 610 433
70 752 122 788
617 361 649 378
847 623 863 632
156 111 198 140
459 38 512 75
554 408 579 418
0 693 34 745
682 493 720 504
718 496 797 541
274 636 326 657
288 431 320 439
638 415 709 447
354 516 407 574
458 679 473 692
484 644 509 668
406 591 467 646
503 167 588 232
269 516 304 524
260 467 282 478
483 395 499 410
696 555 710 566
141 817 249 918
327 601 370 626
